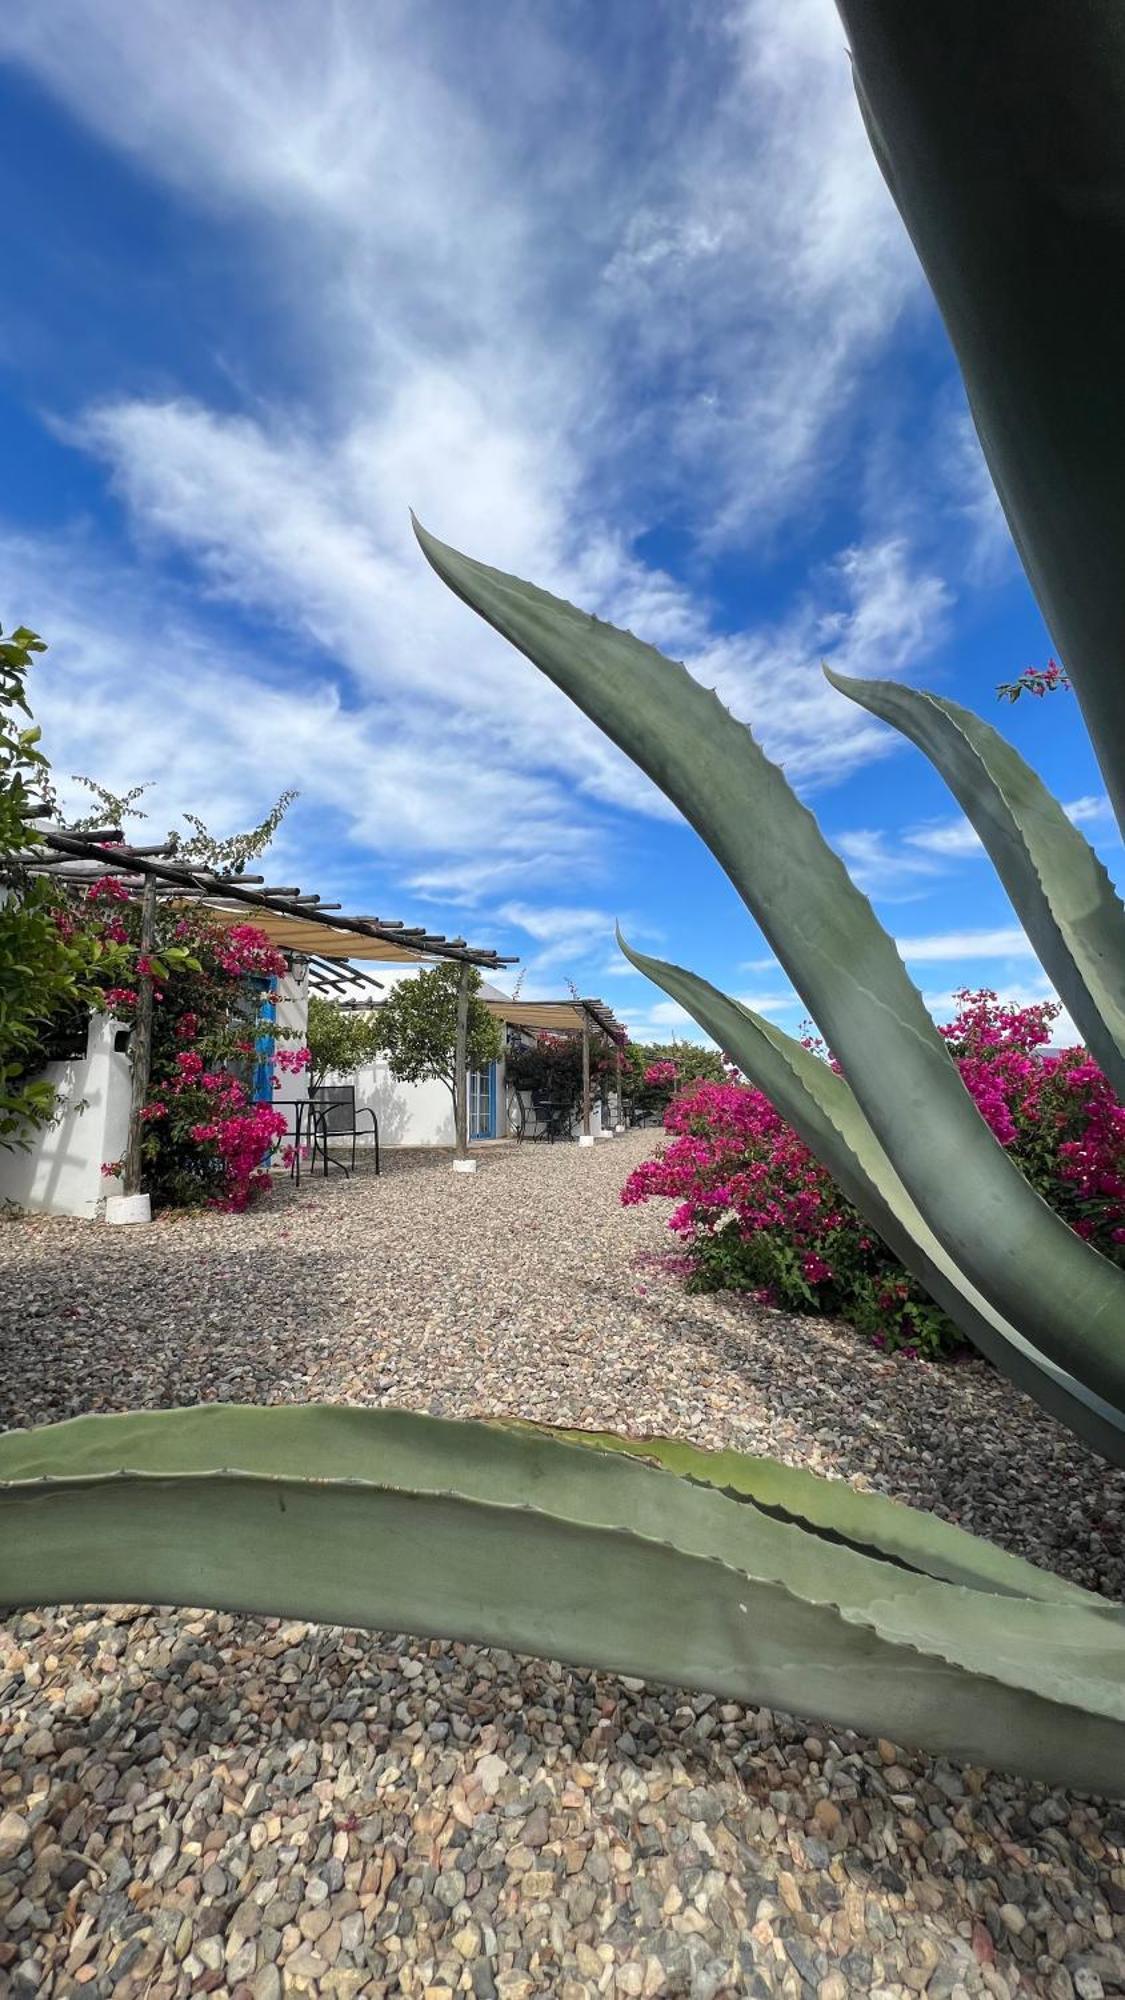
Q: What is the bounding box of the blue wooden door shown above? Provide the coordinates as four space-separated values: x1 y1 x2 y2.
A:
469 1063 497 1139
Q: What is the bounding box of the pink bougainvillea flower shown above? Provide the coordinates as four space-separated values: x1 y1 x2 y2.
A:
622 988 1122 1357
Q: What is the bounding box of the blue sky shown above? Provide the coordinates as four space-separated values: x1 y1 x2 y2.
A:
1 0 1118 1042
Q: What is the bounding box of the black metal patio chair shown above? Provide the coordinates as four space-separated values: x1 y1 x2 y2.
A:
528 1091 576 1142
308 1085 380 1177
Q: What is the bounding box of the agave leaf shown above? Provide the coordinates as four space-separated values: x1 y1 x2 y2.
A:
835 1 1125 836
525 1424 1099 1603
413 519 1125 1404
2 1403 1125 1792
825 667 1125 1098
616 935 1125 1464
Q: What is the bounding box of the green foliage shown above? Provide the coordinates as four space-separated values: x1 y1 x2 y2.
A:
376 963 502 1107
504 1031 616 1114
618 941 1125 1460
688 1221 958 1362
68 775 153 832
175 787 299 874
0 624 96 1146
3 1403 1125 1793
305 994 385 1092
634 1042 725 1086
622 1040 726 1116
68 774 299 874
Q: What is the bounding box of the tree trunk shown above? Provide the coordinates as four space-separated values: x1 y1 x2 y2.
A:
454 963 470 1160
122 874 159 1197
581 1018 591 1139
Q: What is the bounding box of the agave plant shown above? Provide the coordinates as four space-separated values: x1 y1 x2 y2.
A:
3 1404 1125 1793
413 518 1125 1464
4 3 1125 1795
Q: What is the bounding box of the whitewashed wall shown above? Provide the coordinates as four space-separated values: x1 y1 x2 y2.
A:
0 1013 132 1221
348 1057 455 1148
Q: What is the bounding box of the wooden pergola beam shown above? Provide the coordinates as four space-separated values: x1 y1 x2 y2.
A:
16 826 517 970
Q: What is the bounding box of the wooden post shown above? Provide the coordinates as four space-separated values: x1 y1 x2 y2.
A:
453 960 471 1163
615 1044 623 1130
122 873 158 1197
581 1015 592 1140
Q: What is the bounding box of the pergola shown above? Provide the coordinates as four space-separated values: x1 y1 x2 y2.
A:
7 818 516 1184
482 994 628 1143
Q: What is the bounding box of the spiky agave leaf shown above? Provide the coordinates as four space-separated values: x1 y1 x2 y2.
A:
825 668 1125 1098
412 519 1125 1408
513 1422 1099 1602
613 934 1125 1463
2 1403 1125 1792
834 1 1125 837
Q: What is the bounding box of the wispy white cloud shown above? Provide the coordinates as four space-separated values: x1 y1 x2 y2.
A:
0 531 590 928
905 816 985 860
492 901 660 997
1 0 964 959
938 407 1014 584
896 927 1034 964
736 992 802 1017
2 0 916 546
1065 793 1117 833
600 0 920 535
833 827 947 897
846 790 1121 891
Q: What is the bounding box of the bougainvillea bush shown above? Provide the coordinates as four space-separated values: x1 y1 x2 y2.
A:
62 881 296 1211
619 1042 727 1121
622 990 1125 1358
505 1031 616 1120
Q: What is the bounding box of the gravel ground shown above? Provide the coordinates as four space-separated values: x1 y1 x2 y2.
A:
1 1134 1124 2000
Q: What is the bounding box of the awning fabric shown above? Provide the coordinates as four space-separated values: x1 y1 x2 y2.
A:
483 999 588 1032
206 907 449 964
482 997 626 1041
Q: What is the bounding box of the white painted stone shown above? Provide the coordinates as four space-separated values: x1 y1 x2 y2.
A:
452 1157 478 1174
577 1134 596 1149
105 1192 152 1225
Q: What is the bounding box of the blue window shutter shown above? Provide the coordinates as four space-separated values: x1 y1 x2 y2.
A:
253 976 277 1104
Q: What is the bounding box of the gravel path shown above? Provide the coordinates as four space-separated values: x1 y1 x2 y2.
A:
1 1135 1123 2000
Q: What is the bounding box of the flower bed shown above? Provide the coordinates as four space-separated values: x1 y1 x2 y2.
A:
622 990 1124 1357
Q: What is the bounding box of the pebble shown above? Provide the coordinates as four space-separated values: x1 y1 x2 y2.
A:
2 1139 1124 1997
0 1810 29 1861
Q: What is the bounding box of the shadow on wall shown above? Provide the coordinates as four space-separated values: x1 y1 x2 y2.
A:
341 1060 455 1149
0 1013 131 1221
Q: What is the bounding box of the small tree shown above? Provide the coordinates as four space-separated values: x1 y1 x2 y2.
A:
305 995 385 1092
375 964 502 1121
